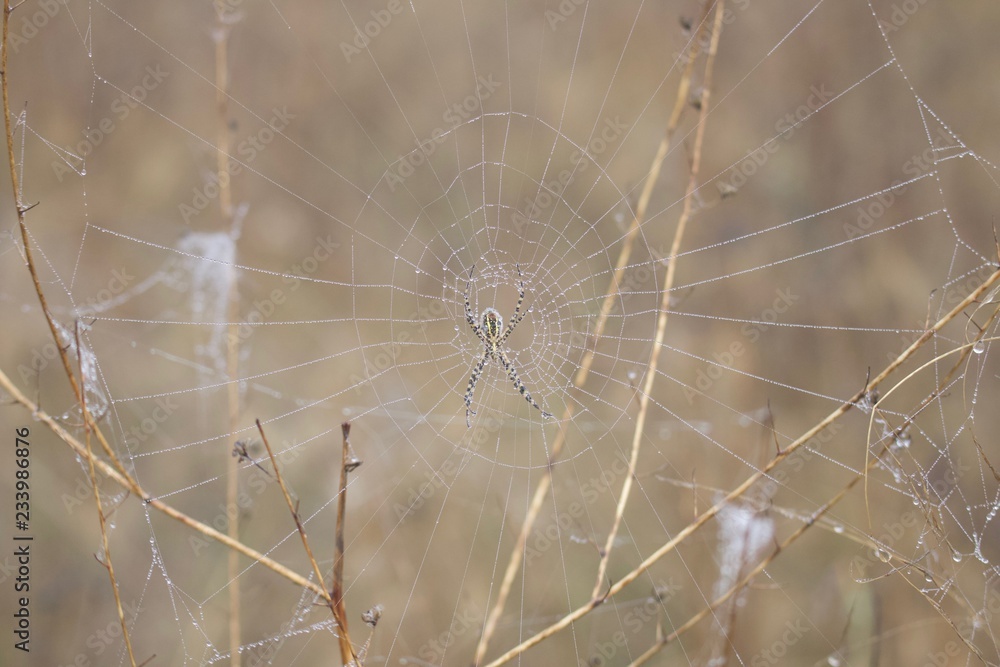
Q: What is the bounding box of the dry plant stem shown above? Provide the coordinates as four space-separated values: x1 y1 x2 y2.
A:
332 422 354 663
472 6 713 663
481 269 1000 667
3 0 102 460
713 507 750 667
255 420 357 664
254 420 334 605
0 367 329 598
592 0 725 599
4 0 135 497
213 16 242 666
896 565 987 663
4 1 255 609
225 274 242 664
214 19 234 222
6 0 142 519
2 0 17 199
76 324 140 667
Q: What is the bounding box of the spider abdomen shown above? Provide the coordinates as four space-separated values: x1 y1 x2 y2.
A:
482 308 503 342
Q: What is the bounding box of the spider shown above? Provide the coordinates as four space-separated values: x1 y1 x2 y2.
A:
463 263 552 427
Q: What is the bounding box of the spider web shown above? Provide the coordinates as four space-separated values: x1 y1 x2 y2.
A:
3 0 1000 665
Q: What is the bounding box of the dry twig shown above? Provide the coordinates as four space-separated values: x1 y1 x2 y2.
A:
254 419 358 664
592 0 726 599
75 322 141 667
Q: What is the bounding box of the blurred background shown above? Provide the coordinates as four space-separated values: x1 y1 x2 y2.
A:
2 0 1000 665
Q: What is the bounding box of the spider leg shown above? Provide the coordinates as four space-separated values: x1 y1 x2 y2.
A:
465 264 484 343
497 348 552 419
465 347 490 427
500 263 527 345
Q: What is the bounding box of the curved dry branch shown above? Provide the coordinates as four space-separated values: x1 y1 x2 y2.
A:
592 0 726 599
0 367 329 600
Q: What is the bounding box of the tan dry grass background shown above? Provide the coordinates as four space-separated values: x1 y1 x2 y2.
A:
2 1 1000 665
